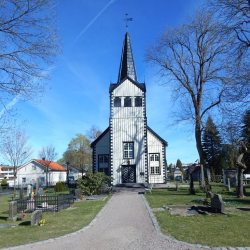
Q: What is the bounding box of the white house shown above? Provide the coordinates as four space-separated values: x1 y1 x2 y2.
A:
17 159 67 187
0 165 15 187
0 165 14 181
91 32 167 185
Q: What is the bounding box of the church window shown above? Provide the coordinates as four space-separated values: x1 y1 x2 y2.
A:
123 142 134 159
124 97 132 107
135 96 142 107
150 154 160 161
149 153 160 175
99 155 109 163
98 154 109 174
114 97 121 107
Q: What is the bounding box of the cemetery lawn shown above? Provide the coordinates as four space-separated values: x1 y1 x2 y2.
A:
145 184 250 247
0 194 110 248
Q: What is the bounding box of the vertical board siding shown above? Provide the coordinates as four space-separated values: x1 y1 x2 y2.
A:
147 129 165 184
111 79 146 185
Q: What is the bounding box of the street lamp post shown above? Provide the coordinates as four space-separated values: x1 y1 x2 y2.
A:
66 161 69 187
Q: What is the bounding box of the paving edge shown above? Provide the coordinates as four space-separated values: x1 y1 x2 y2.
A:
141 194 250 250
2 195 112 250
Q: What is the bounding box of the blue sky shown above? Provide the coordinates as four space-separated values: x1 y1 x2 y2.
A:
3 0 205 165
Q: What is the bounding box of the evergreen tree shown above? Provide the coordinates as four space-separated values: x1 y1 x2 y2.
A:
241 109 250 172
220 144 238 169
176 159 185 180
202 116 222 177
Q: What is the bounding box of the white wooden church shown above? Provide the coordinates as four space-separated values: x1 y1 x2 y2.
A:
91 32 167 185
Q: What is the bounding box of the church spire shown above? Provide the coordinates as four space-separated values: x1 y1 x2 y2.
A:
118 32 137 83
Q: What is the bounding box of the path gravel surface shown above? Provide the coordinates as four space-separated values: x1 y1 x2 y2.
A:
4 188 246 250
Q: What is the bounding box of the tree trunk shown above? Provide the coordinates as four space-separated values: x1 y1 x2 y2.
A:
237 168 245 198
189 172 195 194
195 121 210 192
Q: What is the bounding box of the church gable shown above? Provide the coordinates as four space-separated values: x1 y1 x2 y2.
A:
112 78 144 97
91 128 110 174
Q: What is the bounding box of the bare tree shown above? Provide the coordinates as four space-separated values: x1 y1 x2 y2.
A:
38 145 58 161
208 0 250 60
0 0 57 131
147 12 236 190
208 0 250 125
0 128 32 196
87 126 102 142
38 145 57 187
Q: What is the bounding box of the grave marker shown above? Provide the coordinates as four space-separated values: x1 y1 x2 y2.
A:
8 201 17 221
31 210 42 226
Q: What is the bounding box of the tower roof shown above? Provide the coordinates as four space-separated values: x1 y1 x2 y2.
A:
118 32 137 83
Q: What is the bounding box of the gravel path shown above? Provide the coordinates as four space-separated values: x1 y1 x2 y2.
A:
4 188 243 250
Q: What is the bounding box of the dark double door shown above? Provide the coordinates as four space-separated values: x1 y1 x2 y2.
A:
122 165 136 183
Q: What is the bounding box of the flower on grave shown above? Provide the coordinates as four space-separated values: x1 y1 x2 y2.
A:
38 219 46 226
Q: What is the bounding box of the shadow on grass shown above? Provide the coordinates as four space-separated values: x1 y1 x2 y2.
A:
0 216 8 221
237 207 250 211
224 198 250 206
19 221 31 226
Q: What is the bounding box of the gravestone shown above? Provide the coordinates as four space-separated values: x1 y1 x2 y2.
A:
37 187 44 196
31 210 42 226
27 184 32 197
211 194 224 213
35 181 39 195
74 189 82 200
19 188 24 200
8 201 17 221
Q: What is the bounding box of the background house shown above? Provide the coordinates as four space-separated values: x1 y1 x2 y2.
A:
0 165 15 187
17 159 66 188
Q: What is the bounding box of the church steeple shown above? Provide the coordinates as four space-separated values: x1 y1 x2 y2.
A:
117 32 137 83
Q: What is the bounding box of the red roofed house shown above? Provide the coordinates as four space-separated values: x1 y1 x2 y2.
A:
17 159 67 187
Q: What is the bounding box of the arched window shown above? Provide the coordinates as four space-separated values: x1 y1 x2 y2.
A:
124 97 132 107
135 96 142 107
114 97 121 107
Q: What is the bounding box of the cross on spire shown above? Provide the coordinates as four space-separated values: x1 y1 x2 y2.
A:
124 13 133 29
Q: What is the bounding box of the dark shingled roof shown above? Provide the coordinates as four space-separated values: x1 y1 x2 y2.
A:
110 32 146 93
118 32 137 83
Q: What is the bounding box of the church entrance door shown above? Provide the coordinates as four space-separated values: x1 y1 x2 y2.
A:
121 165 136 183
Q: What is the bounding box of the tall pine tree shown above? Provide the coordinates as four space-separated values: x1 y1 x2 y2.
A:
242 109 250 172
202 116 222 178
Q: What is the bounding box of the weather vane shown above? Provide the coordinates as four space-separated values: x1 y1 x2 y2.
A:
124 13 133 29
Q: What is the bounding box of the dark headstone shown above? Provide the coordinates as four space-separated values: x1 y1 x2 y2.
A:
8 201 17 221
74 189 82 200
31 210 42 226
19 188 24 200
211 194 224 213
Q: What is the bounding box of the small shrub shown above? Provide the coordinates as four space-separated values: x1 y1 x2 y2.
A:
54 182 67 192
0 179 8 188
77 172 111 196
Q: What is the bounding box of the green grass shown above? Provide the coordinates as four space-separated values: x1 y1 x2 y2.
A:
145 183 250 247
156 212 250 247
146 188 204 208
0 194 109 248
